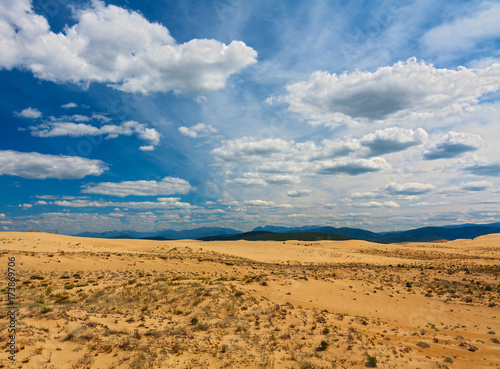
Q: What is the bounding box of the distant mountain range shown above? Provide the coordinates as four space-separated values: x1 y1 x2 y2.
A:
76 227 241 240
199 231 351 242
75 222 500 243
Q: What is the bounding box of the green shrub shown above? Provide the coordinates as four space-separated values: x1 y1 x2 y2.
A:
317 340 329 351
416 341 430 348
367 355 378 367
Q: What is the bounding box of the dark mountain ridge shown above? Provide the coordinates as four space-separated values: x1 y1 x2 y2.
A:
75 222 500 243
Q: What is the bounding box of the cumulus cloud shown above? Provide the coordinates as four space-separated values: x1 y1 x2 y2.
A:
266 175 301 184
422 3 500 56
424 131 482 160
270 58 500 127
460 180 493 191
353 201 400 208
213 137 391 179
81 177 193 197
36 195 89 200
350 191 379 199
361 127 428 156
0 213 5 218
226 172 301 186
243 200 292 208
61 102 77 109
409 201 448 207
28 120 161 149
0 0 257 94
384 182 435 195
226 173 267 187
178 123 218 138
212 136 362 165
51 198 192 209
465 162 500 176
0 150 107 179
287 189 313 197
14 107 42 119
212 137 294 163
317 157 390 175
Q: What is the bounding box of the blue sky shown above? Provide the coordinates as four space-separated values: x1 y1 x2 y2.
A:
1 0 500 234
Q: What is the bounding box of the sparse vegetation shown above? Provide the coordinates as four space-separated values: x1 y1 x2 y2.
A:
2 232 499 368
367 355 378 367
417 341 430 348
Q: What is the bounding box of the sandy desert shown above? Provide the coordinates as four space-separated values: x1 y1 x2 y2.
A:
1 231 499 368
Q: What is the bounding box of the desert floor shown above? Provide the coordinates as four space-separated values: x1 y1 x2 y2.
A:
1 231 499 368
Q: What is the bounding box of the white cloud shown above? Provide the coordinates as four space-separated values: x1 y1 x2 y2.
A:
81 177 193 197
287 189 313 197
61 102 77 109
409 202 449 207
139 145 155 151
178 123 218 138
316 157 391 175
460 180 493 192
0 150 107 179
422 3 500 56
51 198 192 209
0 0 257 94
465 162 500 176
35 195 89 200
19 204 32 209
226 173 267 187
384 182 435 195
0 213 5 218
266 175 301 184
270 58 500 127
28 120 161 149
353 201 400 208
424 131 482 160
213 136 363 165
361 127 428 155
212 137 294 162
350 191 379 199
14 107 42 119
243 200 292 208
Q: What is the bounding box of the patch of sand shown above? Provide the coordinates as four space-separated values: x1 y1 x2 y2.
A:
1 232 499 368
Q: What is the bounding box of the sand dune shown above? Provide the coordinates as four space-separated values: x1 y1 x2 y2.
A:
1 232 499 368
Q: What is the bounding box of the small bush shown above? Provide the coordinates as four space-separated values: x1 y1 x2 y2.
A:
40 307 52 314
367 355 378 367
444 357 454 363
191 317 198 325
416 341 430 348
317 340 329 351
